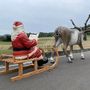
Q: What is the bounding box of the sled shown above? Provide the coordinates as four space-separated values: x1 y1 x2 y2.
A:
0 47 59 82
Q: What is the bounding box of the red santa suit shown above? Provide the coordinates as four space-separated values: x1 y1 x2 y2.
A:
11 21 42 60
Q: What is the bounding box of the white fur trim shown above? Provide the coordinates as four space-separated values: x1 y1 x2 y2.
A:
15 47 42 60
38 55 43 59
12 25 17 30
11 25 25 41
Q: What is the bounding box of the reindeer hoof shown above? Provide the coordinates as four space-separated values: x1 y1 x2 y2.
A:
71 58 74 60
50 57 55 64
50 60 55 64
68 61 73 63
50 61 55 64
81 58 85 60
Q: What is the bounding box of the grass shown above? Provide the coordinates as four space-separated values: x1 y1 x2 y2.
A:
87 35 90 38
39 39 54 41
0 35 90 55
0 49 13 55
0 41 11 45
45 45 51 51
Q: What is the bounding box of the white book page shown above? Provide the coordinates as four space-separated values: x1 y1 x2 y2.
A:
29 33 39 40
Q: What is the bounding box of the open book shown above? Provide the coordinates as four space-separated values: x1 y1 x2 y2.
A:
29 33 39 40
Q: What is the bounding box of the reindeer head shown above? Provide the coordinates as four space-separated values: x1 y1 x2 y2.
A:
70 14 90 41
80 31 87 41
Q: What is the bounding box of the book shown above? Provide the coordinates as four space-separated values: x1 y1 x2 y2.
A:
29 33 39 40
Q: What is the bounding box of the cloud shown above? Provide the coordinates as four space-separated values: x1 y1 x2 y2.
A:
0 30 12 35
14 0 86 6
0 0 90 35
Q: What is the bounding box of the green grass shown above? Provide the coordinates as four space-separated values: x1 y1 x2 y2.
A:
46 45 51 51
87 35 90 38
0 49 13 55
38 42 43 44
39 39 54 41
0 41 11 45
0 42 12 55
0 35 90 55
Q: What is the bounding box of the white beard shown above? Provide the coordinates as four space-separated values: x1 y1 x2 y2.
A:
11 25 25 41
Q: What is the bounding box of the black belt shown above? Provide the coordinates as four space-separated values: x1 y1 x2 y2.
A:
13 47 31 51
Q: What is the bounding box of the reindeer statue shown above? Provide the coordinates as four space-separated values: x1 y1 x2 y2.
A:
50 14 90 63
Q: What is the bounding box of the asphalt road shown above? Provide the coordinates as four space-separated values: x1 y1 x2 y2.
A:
0 51 90 90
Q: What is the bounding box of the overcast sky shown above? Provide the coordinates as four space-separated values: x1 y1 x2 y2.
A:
0 0 90 35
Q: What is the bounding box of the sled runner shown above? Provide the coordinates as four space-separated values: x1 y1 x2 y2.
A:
0 47 59 82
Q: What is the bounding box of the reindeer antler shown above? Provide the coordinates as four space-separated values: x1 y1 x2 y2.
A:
84 27 90 33
84 14 90 31
70 19 81 31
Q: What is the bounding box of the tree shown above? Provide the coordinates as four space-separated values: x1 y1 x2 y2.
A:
4 35 11 41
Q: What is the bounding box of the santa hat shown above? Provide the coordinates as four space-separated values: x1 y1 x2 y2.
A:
11 21 25 41
12 21 24 30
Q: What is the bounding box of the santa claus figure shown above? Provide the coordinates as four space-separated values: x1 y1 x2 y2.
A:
11 21 48 66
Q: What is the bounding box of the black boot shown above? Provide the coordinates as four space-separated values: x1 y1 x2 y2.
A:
38 57 48 66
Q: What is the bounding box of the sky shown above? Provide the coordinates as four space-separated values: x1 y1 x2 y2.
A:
0 0 90 35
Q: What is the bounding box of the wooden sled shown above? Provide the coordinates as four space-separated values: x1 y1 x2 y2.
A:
0 47 59 82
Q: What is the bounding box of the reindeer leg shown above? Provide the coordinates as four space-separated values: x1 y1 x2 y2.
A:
63 45 72 63
50 38 61 63
78 43 85 60
50 49 55 63
50 42 56 63
69 45 74 60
